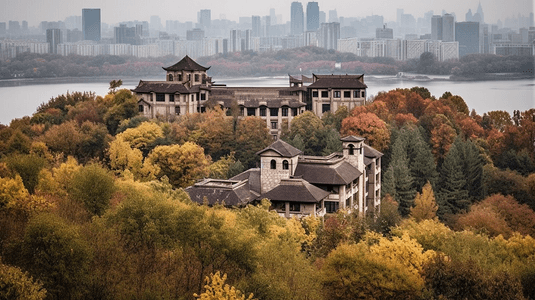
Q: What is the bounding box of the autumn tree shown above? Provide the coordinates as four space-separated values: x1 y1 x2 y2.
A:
410 182 438 222
235 116 273 168
341 111 390 152
147 142 210 188
429 114 457 165
4 154 47 194
102 89 138 135
68 163 115 216
195 272 254 300
0 259 47 300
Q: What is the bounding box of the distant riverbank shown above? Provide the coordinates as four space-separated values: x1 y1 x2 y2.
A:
1 75 534 125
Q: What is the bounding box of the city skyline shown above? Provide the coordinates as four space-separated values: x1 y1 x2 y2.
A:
1 0 532 27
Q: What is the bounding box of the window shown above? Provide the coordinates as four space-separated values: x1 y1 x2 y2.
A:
361 90 365 98
289 203 300 212
168 74 173 81
344 91 351 98
260 106 267 116
271 121 278 129
292 108 298 116
348 144 354 155
333 91 341 98
270 159 276 169
247 107 256 116
200 93 206 100
312 91 318 97
187 74 191 81
322 104 331 113
178 74 183 81
195 74 199 82
325 201 339 213
270 108 279 116
156 93 165 102
239 106 245 116
354 90 360 98
282 160 289 170
321 91 329 98
169 94 174 102
282 107 288 116
175 106 180 115
138 105 144 112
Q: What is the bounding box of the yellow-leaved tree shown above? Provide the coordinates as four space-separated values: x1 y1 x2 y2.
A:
409 182 438 222
195 272 254 300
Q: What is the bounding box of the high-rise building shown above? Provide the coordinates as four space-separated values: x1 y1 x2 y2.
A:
199 9 211 30
290 2 304 36
114 24 142 44
82 8 101 41
306 2 319 31
442 14 455 42
46 28 61 54
0 23 6 36
252 16 261 37
270 8 277 25
431 15 442 40
329 9 338 23
376 24 393 39
150 15 162 32
455 21 479 57
8 21 20 34
264 16 271 37
476 2 484 23
318 22 339 50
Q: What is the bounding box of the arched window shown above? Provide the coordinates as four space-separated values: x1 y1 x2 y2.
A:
282 160 289 170
270 159 276 169
348 144 355 155
168 74 173 81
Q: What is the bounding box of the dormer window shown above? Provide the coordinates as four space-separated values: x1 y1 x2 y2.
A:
270 160 276 169
349 144 355 155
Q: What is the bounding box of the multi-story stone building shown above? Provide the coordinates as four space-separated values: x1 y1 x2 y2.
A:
133 55 368 137
185 137 382 218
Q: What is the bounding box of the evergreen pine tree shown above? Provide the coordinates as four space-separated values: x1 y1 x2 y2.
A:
390 135 416 216
406 126 438 192
382 165 396 199
437 143 469 217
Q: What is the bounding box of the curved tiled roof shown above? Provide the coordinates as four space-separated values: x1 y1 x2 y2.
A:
308 74 368 89
163 55 210 71
132 80 191 94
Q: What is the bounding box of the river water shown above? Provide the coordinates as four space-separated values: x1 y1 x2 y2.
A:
0 75 533 125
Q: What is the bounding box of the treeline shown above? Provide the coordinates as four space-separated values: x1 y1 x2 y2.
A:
1 85 535 299
2 47 533 80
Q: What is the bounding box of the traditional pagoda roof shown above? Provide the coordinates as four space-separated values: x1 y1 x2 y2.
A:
260 178 330 203
132 80 191 94
308 74 368 89
163 55 210 72
256 140 303 157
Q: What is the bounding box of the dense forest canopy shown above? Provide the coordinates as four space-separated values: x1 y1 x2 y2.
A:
1 47 533 79
1 84 535 299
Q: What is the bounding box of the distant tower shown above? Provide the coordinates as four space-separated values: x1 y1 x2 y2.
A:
290 2 304 35
199 9 211 30
46 28 61 54
466 9 473 22
442 13 455 42
476 1 484 23
252 15 261 37
306 2 319 31
329 9 338 23
431 15 443 40
270 8 277 25
82 8 101 41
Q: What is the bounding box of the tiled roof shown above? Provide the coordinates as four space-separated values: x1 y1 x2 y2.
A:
163 55 210 71
294 161 361 185
340 135 366 142
363 144 383 158
308 74 368 89
132 80 191 94
260 178 329 203
256 140 303 157
185 179 254 206
231 168 261 195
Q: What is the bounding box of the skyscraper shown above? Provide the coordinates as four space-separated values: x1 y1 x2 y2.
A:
252 15 261 37
290 2 304 36
46 28 61 54
199 9 211 30
431 15 443 40
318 22 340 50
82 8 101 41
442 14 455 42
456 21 479 57
306 2 319 32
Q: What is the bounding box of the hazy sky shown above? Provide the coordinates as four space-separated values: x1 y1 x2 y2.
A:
1 0 533 27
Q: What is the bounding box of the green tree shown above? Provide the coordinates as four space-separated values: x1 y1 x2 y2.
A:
389 135 416 216
437 143 469 217
405 126 437 192
5 154 47 194
68 163 116 216
18 213 91 299
102 89 138 135
235 117 273 168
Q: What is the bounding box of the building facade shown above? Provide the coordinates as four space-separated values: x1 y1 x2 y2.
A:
306 2 320 32
133 56 368 137
82 8 101 41
186 137 382 218
291 2 304 36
